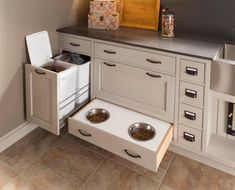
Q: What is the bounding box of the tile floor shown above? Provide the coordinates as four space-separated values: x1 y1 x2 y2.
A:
0 127 234 190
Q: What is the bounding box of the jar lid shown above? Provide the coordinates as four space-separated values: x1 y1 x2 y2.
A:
162 8 175 16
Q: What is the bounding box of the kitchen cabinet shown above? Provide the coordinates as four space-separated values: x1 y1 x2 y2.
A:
25 32 91 135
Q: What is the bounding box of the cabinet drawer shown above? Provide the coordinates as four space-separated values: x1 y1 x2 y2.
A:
179 82 204 107
178 124 202 151
179 103 203 130
180 59 205 84
93 59 175 122
94 42 176 74
60 35 91 55
68 99 173 172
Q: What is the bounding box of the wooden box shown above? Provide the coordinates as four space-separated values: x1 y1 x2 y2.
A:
90 0 118 14
88 13 120 30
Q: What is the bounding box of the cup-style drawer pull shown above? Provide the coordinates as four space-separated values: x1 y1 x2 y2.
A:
184 111 196 120
146 59 162 64
124 149 141 158
104 50 116 54
35 70 46 75
183 132 195 142
69 42 80 47
78 129 92 137
146 72 161 78
186 67 198 76
185 89 197 98
103 62 116 67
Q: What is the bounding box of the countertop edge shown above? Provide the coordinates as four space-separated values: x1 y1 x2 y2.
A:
56 27 223 61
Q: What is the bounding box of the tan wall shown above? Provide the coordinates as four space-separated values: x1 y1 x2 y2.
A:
0 0 89 137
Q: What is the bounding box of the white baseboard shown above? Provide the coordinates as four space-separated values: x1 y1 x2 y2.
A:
0 122 38 153
169 143 235 176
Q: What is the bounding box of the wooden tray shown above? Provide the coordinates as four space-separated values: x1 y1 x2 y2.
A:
120 0 160 31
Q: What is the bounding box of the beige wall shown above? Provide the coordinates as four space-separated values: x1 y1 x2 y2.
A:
0 0 89 137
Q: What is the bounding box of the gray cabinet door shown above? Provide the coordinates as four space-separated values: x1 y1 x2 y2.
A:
25 64 59 135
93 59 175 122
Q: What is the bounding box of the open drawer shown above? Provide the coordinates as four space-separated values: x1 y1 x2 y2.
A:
68 99 173 172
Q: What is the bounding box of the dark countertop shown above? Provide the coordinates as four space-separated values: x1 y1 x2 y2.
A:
57 25 224 60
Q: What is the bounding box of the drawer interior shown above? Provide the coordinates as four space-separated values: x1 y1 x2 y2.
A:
68 98 173 171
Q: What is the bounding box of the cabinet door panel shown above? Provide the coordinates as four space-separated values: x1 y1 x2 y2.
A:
25 64 59 135
94 59 175 122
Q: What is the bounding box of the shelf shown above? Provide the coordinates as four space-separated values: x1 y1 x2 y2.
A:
207 133 235 166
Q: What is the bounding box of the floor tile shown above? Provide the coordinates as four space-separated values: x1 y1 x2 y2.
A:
0 161 17 189
158 151 174 171
81 159 160 190
0 128 60 172
108 151 174 184
24 138 105 190
65 133 110 157
159 184 174 190
2 173 42 190
162 154 235 190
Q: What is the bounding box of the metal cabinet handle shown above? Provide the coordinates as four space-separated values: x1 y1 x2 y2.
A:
69 42 80 47
103 62 116 67
124 149 141 158
104 50 116 54
146 72 161 78
186 67 198 76
185 89 197 98
146 59 162 64
35 70 46 75
184 111 196 120
183 132 195 142
78 129 92 137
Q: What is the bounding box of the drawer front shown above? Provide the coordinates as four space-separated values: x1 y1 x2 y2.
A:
93 59 175 122
68 99 173 172
180 59 205 84
60 35 91 55
179 82 204 107
178 124 202 151
179 103 203 130
68 118 157 171
94 42 176 74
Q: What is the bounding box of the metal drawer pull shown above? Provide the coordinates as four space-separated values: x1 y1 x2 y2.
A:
78 129 92 137
186 67 198 76
185 89 197 98
146 59 162 64
146 72 161 78
104 50 116 54
184 111 196 120
103 62 116 67
183 132 195 142
35 70 46 75
124 149 141 158
69 42 80 47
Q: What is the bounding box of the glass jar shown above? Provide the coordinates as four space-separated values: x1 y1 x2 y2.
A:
161 8 175 38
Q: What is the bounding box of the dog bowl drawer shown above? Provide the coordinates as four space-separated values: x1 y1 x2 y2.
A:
68 99 173 172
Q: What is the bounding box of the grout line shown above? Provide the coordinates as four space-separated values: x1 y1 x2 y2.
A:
160 153 175 187
79 156 109 190
0 159 19 174
62 133 110 158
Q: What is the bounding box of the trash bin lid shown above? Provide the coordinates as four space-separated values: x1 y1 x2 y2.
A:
26 31 52 67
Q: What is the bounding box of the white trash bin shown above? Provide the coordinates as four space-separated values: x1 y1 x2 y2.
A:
57 53 90 105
